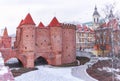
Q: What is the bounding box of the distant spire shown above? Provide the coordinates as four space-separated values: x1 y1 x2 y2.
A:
38 22 45 28
22 13 35 25
48 17 61 27
3 27 8 37
108 9 114 19
93 5 100 16
95 5 97 11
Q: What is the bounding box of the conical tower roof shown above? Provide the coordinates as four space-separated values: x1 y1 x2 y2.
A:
17 19 23 29
22 13 35 25
3 27 8 37
38 22 45 28
108 10 114 19
93 6 100 16
48 17 61 27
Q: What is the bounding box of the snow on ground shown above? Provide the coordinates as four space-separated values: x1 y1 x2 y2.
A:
6 58 19 64
72 57 98 81
0 52 15 81
72 65 98 81
97 67 120 80
0 66 8 75
15 50 99 81
98 57 112 60
116 74 120 80
98 67 120 73
15 65 84 81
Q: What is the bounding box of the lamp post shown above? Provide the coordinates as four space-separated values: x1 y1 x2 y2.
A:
110 20 115 81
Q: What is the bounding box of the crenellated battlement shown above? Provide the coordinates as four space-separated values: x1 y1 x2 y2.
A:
61 23 76 29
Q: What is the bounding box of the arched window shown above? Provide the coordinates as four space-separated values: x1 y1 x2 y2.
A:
97 18 99 23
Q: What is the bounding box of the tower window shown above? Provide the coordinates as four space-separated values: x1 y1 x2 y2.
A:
26 35 28 37
94 18 95 23
41 43 43 45
32 35 34 37
97 18 99 23
25 47 27 49
44 40 46 42
66 46 68 49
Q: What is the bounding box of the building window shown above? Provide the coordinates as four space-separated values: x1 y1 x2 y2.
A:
94 18 95 23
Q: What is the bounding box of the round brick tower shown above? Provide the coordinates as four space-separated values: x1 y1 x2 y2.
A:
49 17 62 65
62 24 76 64
20 13 36 68
14 19 23 48
2 27 11 48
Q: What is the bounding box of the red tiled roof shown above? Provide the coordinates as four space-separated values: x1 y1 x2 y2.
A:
83 25 89 32
17 19 23 29
101 23 107 27
101 19 119 30
38 22 45 28
22 13 35 25
3 27 8 37
48 17 61 27
77 24 94 33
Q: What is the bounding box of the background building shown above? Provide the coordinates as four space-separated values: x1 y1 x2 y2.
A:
94 10 120 56
76 24 94 49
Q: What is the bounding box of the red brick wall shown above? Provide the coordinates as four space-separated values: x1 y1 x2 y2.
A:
35 28 51 53
2 37 11 48
62 27 76 64
20 25 35 52
50 27 62 65
13 23 76 67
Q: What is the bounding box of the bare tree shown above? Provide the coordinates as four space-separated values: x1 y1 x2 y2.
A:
102 1 117 18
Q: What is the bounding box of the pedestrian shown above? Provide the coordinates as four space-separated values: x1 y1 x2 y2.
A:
79 47 82 51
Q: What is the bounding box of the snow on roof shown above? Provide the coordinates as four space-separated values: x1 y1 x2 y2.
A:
76 24 94 33
100 18 119 30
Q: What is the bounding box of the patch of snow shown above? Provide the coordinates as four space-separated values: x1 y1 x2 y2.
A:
116 74 120 80
72 65 98 81
98 67 120 73
6 58 19 64
0 58 4 65
15 65 84 81
98 57 112 60
0 66 8 75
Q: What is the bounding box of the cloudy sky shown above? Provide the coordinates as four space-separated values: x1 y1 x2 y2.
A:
0 0 120 35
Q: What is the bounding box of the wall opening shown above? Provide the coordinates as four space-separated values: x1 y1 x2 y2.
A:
5 58 23 68
34 56 48 66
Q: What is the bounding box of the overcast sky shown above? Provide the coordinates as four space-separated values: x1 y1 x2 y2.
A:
0 0 120 35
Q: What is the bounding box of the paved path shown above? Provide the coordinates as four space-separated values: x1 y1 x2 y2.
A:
0 52 15 81
72 57 99 81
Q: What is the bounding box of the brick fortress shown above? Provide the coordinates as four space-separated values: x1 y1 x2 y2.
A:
0 13 76 68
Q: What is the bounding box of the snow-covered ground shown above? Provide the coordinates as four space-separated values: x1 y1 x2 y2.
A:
6 58 19 64
14 50 99 81
15 65 84 81
0 52 15 81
